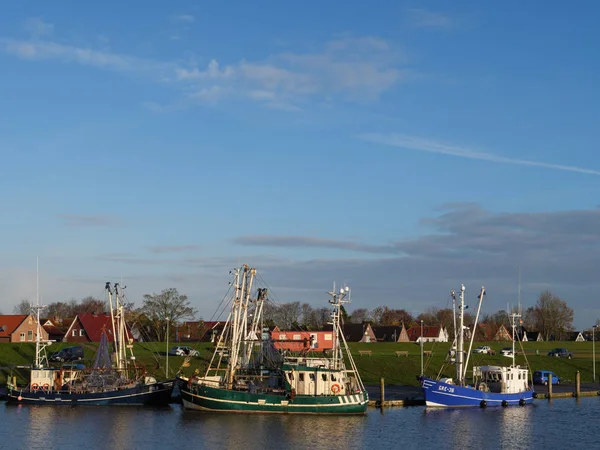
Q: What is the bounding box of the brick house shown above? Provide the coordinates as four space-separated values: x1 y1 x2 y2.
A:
0 314 49 343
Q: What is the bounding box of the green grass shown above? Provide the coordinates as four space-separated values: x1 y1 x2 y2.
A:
1 341 597 386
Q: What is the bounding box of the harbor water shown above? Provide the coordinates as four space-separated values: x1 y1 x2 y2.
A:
1 396 598 450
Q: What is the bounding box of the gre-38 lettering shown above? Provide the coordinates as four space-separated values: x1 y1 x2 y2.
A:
438 385 455 393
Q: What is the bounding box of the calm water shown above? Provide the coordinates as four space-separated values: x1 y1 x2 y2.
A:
1 397 598 450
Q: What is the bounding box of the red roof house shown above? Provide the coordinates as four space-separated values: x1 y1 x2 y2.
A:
63 313 135 343
0 314 49 343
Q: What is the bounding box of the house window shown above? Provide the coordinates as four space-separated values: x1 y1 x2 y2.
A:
20 332 25 342
293 334 301 340
280 334 287 340
324 334 332 341
79 329 84 336
27 330 33 341
72 329 77 337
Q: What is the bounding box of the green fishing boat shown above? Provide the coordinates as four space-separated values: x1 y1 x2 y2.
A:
177 265 368 414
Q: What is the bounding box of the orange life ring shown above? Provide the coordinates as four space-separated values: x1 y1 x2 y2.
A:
32 383 39 391
42 384 50 392
331 384 341 394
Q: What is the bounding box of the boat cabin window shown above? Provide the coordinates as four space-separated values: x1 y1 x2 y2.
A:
309 374 315 381
287 371 294 380
331 374 337 381
321 374 327 381
299 373 305 381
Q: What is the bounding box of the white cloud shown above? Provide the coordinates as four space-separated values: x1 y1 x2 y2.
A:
359 133 600 176
407 9 453 28
24 18 54 37
172 14 195 23
1 32 407 110
2 39 164 73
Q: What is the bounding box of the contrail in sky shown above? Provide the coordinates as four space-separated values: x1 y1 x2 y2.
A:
359 133 600 176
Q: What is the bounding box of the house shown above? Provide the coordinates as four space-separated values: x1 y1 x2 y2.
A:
396 324 410 342
568 331 586 342
523 331 544 342
270 327 334 351
0 314 49 343
406 325 449 343
476 323 513 342
63 313 135 343
41 318 66 342
323 323 377 343
371 325 403 342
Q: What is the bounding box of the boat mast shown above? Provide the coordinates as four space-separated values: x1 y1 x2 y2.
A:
462 286 485 381
33 256 51 368
456 285 465 386
328 284 349 370
106 283 121 371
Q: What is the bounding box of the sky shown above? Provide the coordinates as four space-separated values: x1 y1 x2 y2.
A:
1 1 599 329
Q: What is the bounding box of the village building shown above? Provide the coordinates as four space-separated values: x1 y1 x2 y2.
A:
63 313 134 343
0 314 49 343
270 327 334 351
406 325 449 343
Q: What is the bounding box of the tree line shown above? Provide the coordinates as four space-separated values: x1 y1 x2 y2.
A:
12 288 577 342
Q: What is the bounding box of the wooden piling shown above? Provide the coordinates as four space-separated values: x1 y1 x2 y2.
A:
548 373 553 399
576 371 581 398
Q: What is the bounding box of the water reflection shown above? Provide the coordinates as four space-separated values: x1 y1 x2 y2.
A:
179 411 368 450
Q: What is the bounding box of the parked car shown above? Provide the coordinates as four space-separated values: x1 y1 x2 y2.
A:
472 346 495 355
501 347 514 357
547 348 573 359
168 346 200 357
49 346 84 362
533 370 561 385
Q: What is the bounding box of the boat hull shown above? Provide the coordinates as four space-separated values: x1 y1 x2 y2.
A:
6 380 175 406
421 377 534 408
178 379 368 414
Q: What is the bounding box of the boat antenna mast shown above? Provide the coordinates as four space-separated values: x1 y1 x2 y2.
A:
455 285 465 386
33 256 53 369
509 311 520 367
328 283 350 370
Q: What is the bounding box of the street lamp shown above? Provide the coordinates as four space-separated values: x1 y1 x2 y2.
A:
420 320 424 377
593 325 597 382
166 317 170 378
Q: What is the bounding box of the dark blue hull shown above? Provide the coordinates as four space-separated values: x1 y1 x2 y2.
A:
6 380 175 406
421 377 534 408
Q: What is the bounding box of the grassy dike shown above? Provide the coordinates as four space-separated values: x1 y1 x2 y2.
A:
1 340 599 387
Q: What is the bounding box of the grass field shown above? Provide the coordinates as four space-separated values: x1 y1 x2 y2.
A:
1 340 598 387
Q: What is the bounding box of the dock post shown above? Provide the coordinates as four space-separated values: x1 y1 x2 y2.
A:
547 373 553 399
380 377 385 410
576 371 581 398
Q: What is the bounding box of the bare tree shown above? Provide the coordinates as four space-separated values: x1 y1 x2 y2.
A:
13 299 32 315
141 288 197 341
349 308 370 324
535 291 574 341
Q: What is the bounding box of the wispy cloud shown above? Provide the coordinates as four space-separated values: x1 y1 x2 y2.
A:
1 23 408 111
176 36 408 109
359 133 600 176
57 214 124 227
232 235 397 254
148 245 202 254
24 18 54 37
1 39 167 74
172 14 195 23
407 9 453 28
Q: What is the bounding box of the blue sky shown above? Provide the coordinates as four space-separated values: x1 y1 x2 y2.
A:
1 1 599 329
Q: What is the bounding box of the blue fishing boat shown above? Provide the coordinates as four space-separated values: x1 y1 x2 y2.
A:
420 285 534 408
